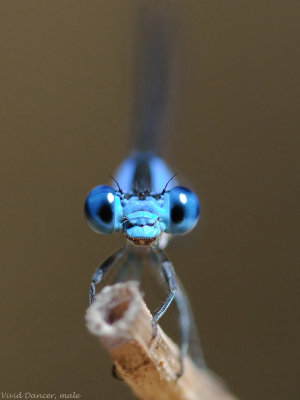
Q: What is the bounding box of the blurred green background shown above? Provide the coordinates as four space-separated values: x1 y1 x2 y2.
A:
0 1 299 399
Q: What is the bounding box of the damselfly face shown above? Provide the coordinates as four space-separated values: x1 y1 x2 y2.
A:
84 183 200 246
121 194 166 245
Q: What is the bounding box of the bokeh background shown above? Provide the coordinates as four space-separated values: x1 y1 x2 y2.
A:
1 1 299 399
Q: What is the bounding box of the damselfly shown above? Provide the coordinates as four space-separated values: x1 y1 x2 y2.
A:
84 5 206 375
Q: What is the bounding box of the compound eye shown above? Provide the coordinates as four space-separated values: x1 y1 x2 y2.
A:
84 185 116 234
169 186 200 234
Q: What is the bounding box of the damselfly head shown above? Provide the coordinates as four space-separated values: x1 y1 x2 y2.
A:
84 184 200 241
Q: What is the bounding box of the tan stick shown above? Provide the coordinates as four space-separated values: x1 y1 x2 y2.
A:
85 281 239 400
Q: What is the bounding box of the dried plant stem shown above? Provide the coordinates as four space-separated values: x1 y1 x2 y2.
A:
85 281 239 400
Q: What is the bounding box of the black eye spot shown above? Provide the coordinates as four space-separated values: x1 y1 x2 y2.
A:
98 203 113 223
171 205 184 224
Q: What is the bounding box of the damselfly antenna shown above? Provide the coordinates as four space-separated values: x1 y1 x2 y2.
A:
109 175 123 194
161 173 178 194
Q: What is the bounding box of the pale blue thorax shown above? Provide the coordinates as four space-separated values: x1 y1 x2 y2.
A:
115 152 177 194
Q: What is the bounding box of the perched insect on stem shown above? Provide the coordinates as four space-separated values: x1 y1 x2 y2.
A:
84 4 206 376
